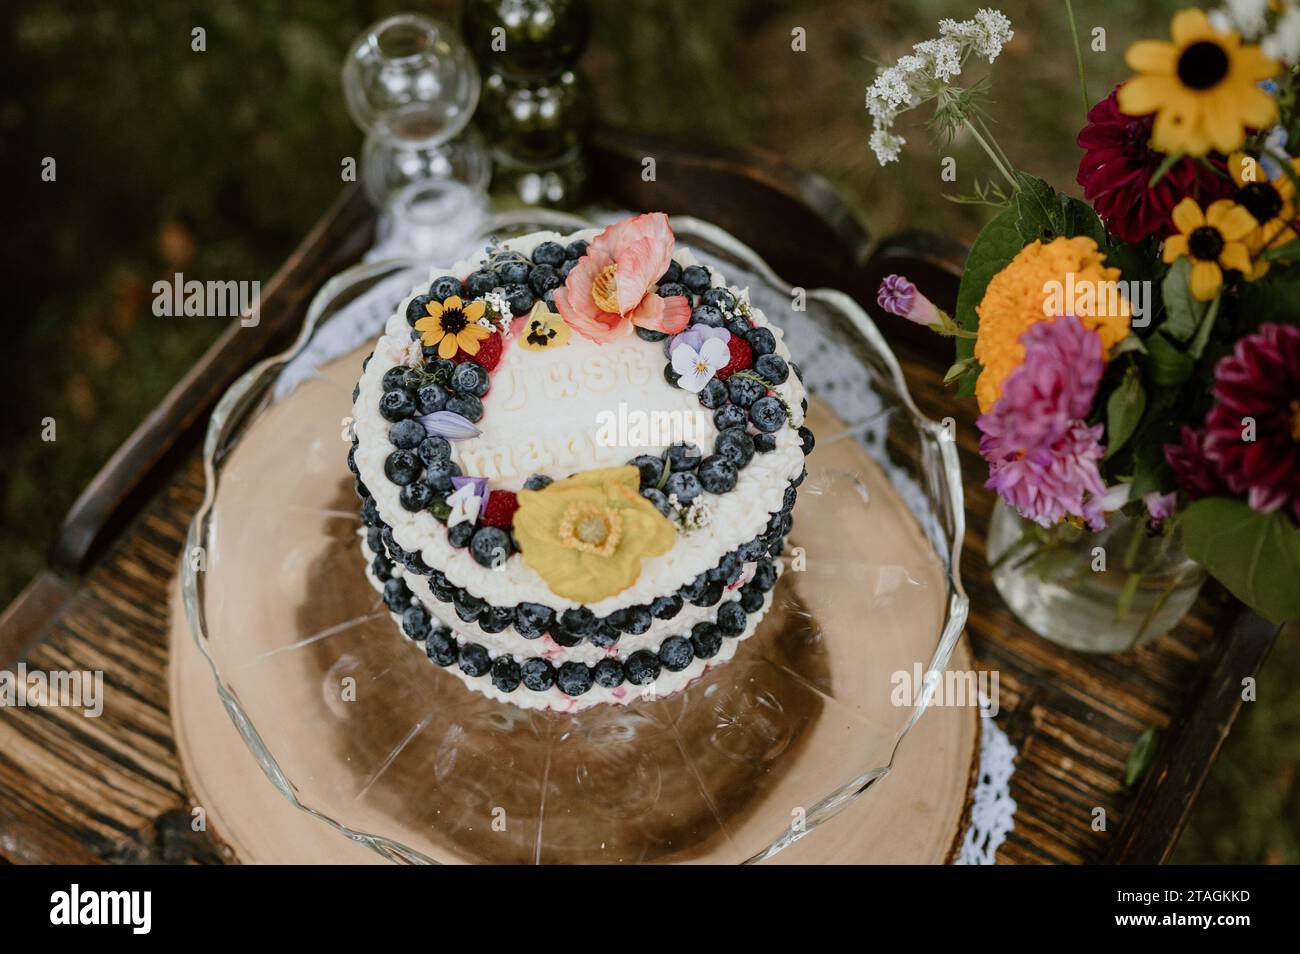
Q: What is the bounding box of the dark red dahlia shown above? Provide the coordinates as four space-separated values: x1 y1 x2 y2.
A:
1076 87 1233 244
1164 425 1226 501
1202 323 1300 522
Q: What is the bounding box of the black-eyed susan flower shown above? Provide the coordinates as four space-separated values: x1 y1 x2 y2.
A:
414 295 491 359
1227 151 1300 277
1118 8 1278 156
1161 198 1257 300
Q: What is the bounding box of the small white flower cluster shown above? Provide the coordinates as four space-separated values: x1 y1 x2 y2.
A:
480 290 515 335
395 336 425 369
1212 0 1300 64
680 497 713 530
865 8 1014 165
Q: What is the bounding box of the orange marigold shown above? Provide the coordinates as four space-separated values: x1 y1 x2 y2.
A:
974 236 1131 412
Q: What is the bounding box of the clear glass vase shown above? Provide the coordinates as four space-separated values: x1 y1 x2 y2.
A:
986 500 1205 653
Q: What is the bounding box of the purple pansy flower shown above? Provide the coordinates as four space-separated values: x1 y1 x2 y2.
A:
670 336 731 393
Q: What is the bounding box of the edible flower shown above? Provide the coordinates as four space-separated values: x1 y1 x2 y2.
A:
669 335 731 393
447 476 489 527
415 295 492 359
518 301 572 352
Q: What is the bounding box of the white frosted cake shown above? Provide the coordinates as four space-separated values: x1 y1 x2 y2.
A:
348 213 813 711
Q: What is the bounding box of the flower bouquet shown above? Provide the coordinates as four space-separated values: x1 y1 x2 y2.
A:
868 6 1300 645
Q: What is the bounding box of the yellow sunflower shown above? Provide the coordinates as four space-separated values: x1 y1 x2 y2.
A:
1161 198 1257 300
513 466 676 602
413 295 491 359
1226 151 1300 277
1118 8 1278 156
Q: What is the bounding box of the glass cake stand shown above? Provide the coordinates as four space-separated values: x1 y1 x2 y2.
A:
181 211 969 864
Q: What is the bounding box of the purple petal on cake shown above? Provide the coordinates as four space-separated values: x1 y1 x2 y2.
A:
417 411 481 440
451 475 489 497
670 324 731 358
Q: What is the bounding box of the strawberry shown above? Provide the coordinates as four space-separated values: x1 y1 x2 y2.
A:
479 490 519 529
714 335 753 381
454 331 504 371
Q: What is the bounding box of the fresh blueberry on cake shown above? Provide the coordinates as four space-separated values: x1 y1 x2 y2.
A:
350 212 812 712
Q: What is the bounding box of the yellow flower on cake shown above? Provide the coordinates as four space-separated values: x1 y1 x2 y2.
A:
518 300 572 352
1161 198 1257 300
973 236 1131 412
513 466 677 603
414 295 491 359
1117 8 1278 156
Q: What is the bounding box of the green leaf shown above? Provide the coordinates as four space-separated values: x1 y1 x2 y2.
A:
1125 727 1160 788
1182 498 1300 624
1159 258 1208 342
1104 366 1146 459
1234 265 1300 329
1012 173 1107 246
952 208 1023 397
1145 333 1194 388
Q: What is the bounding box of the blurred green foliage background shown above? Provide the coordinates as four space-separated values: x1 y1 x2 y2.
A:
1 0 1294 862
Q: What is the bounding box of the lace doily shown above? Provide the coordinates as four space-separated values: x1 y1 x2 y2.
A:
279 213 1018 863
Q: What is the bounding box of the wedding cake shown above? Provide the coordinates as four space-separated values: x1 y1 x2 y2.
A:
348 213 813 711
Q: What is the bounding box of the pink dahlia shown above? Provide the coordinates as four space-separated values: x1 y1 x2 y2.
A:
1076 87 1233 244
1164 425 1225 501
978 315 1110 530
1202 322 1300 522
553 212 691 343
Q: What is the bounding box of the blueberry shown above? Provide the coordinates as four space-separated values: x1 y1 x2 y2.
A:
690 581 723 607
451 361 490 397
698 377 728 409
745 326 776 356
470 526 511 568
641 488 672 516
429 571 455 602
361 497 381 526
383 577 411 612
496 258 529 283
372 551 393 582
514 602 554 639
740 584 765 613
727 376 765 408
666 470 702 504
751 395 786 432
446 394 483 422
752 561 778 592
717 601 746 636
429 275 463 302
447 521 474 548
406 294 433 326
782 484 797 513
404 550 430 574
609 606 652 635
417 436 451 467
523 473 553 491
550 626 583 648
402 604 431 640
425 628 457 666
427 356 456 380
696 454 737 494
384 450 421 486
666 442 701 471
691 622 723 659
625 650 661 685
379 389 415 422
454 590 486 622
565 239 589 260
681 573 710 602
347 447 359 475
382 366 410 392
664 364 681 387
478 604 515 634
690 304 726 328
399 481 434 511
388 419 424 450
592 658 625 689
458 643 491 678
754 352 787 383
657 281 690 299
714 404 747 430
416 383 449 415
630 454 665 489
503 282 534 315
521 658 555 691
681 265 712 295
650 594 683 619
424 458 458 492
658 635 694 672
636 325 668 342
352 383 361 403
799 426 815 455
555 258 577 281
556 662 594 697
753 432 778 454
793 465 807 487
466 269 502 297
355 478 370 500
366 525 384 553
700 287 736 311
588 623 620 648
487 655 521 692
715 427 755 469
363 352 373 370
525 263 559 297
708 552 743 584
658 261 682 286
726 317 752 337
531 241 567 267
560 607 596 636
